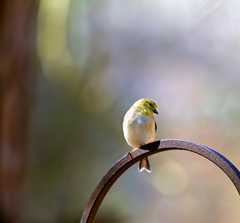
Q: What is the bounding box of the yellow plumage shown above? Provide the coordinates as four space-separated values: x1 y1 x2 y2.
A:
123 98 158 173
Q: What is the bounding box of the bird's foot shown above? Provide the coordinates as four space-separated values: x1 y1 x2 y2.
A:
127 151 133 158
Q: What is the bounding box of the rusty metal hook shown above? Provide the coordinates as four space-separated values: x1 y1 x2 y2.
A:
80 139 240 223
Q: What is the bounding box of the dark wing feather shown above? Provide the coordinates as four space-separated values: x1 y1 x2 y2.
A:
155 121 157 132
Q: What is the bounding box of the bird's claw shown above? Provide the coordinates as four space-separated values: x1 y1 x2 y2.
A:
127 151 133 158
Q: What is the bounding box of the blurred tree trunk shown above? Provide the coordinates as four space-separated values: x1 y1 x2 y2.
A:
0 0 39 222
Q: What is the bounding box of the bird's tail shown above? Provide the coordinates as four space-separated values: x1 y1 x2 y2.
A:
138 157 151 173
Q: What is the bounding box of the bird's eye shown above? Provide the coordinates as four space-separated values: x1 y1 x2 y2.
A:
149 103 153 107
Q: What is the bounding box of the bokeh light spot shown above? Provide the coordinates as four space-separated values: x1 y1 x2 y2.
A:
152 161 189 196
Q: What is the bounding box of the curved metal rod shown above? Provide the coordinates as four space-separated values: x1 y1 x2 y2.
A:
80 139 240 223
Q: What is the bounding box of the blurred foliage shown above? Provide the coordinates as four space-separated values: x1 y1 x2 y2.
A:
22 0 240 222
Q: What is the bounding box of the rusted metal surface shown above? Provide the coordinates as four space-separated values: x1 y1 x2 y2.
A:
80 139 240 223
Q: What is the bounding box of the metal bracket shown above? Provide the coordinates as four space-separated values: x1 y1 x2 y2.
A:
80 139 240 223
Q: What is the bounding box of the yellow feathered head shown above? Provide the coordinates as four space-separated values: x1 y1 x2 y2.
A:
133 98 158 115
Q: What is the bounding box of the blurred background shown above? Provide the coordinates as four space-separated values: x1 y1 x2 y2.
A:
1 0 240 222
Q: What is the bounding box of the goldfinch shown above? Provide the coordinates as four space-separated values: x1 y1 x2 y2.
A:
123 98 158 173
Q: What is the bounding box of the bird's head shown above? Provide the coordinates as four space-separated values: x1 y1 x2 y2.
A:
133 98 158 115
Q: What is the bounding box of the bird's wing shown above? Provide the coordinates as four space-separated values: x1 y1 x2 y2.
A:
155 120 157 132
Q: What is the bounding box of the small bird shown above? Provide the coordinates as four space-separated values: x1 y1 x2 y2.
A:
123 98 158 173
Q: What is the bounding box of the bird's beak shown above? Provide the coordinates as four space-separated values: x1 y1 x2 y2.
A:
153 109 158 114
